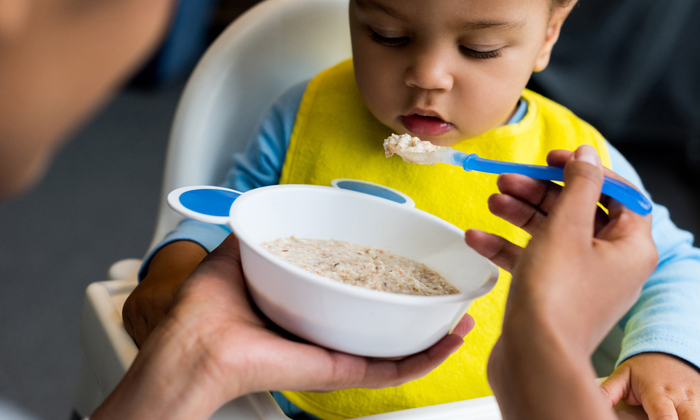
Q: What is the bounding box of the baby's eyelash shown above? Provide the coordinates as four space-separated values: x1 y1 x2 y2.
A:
461 47 502 60
369 31 409 47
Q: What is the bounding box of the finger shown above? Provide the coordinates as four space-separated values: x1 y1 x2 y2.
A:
450 313 475 337
547 148 638 192
600 366 635 407
465 228 523 272
549 149 614 213
361 316 474 387
643 396 679 420
548 149 649 223
488 192 549 236
490 183 610 237
199 233 242 268
548 145 604 237
389 332 467 385
182 234 248 302
546 149 572 167
496 173 561 214
596 176 650 233
301 332 465 392
677 400 700 420
347 320 473 389
284 314 471 392
593 202 656 279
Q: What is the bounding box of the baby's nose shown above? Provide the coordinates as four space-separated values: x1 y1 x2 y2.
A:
404 50 454 92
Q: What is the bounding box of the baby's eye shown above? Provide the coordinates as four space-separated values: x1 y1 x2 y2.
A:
369 31 410 47
460 46 502 60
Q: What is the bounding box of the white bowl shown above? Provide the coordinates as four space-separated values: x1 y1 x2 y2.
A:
229 184 499 357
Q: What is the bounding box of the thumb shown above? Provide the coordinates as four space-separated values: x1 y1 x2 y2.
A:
199 233 242 268
185 234 244 292
600 366 633 407
548 145 604 236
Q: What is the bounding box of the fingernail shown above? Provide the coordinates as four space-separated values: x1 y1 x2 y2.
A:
574 145 601 166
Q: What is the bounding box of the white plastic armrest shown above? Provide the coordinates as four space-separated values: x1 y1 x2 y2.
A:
107 258 143 280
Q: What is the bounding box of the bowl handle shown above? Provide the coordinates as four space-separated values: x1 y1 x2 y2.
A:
167 186 243 225
330 179 415 207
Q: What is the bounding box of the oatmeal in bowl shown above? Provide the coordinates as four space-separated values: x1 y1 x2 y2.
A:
262 237 460 296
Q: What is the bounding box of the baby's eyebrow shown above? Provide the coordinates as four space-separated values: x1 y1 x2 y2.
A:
462 19 525 31
355 0 408 21
354 0 526 32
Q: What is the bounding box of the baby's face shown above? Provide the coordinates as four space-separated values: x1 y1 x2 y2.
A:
350 0 571 147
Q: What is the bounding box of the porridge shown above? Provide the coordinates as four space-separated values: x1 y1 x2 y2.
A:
383 133 450 165
262 236 459 296
384 133 440 158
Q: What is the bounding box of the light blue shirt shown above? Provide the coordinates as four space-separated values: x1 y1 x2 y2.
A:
143 81 700 374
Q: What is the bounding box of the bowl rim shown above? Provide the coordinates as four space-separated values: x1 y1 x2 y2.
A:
229 184 499 305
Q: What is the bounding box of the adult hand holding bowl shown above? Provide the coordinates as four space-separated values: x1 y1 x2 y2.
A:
168 184 499 357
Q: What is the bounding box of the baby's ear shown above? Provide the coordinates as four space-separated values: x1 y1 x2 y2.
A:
533 3 577 73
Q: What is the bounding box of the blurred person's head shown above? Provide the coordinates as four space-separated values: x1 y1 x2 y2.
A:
0 0 175 198
349 0 577 147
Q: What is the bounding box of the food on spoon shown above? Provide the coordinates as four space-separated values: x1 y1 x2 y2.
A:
383 133 450 165
262 236 459 296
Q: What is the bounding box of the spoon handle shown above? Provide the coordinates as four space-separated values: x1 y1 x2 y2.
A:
456 153 652 215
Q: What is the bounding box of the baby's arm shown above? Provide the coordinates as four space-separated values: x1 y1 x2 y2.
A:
122 240 207 347
122 81 308 346
123 218 232 347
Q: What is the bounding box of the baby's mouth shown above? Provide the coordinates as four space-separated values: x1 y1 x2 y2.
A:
400 114 455 137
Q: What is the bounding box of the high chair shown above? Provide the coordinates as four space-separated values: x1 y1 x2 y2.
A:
72 0 623 418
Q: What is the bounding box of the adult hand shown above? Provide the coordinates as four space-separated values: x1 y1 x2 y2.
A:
467 146 657 354
467 145 657 420
94 234 474 420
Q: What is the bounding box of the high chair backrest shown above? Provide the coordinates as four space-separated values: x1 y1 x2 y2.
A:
148 0 352 252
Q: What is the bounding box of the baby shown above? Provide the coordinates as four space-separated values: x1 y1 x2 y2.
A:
123 0 700 419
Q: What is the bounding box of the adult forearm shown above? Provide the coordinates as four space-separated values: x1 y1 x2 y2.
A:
489 315 616 420
91 316 230 420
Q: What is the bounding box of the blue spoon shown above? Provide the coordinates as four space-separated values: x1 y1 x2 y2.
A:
386 140 652 216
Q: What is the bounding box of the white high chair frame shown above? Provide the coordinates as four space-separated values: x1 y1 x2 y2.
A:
72 0 620 417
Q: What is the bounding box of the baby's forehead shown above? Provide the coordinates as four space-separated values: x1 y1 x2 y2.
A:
355 0 554 23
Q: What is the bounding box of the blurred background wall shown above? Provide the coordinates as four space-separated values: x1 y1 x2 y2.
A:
530 0 700 166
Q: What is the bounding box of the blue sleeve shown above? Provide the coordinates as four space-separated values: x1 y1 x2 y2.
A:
223 80 308 191
607 143 700 370
138 81 308 280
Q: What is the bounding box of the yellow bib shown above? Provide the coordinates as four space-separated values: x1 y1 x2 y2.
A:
279 59 611 419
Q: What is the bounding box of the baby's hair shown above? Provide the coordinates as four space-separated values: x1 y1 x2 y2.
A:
552 0 576 7
550 0 576 14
